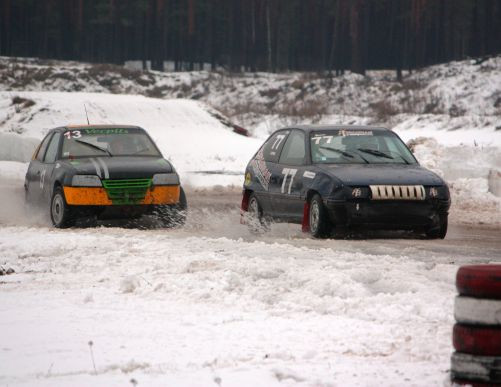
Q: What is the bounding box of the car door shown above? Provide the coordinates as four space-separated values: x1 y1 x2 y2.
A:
40 131 62 202
274 129 307 220
26 132 53 202
250 130 290 216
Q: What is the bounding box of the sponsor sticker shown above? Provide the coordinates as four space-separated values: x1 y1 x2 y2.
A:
244 172 252 186
303 171 316 179
338 129 373 136
250 149 271 191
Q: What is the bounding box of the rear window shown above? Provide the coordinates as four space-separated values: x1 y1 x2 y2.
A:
258 130 290 163
61 127 161 158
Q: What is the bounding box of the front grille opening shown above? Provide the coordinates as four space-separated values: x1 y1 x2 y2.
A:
370 185 425 201
102 178 152 205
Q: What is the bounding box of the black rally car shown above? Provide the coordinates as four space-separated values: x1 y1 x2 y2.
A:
241 125 450 238
25 125 187 228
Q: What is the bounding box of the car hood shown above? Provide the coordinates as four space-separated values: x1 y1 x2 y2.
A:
317 164 444 186
61 157 174 179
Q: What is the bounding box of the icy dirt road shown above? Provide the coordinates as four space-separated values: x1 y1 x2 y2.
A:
1 181 500 386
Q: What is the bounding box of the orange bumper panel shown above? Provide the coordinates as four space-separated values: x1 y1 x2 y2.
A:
63 186 180 206
64 187 112 205
143 186 180 205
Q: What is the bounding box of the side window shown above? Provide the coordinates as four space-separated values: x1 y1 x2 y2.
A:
35 133 53 161
259 130 289 163
279 130 306 165
44 132 61 163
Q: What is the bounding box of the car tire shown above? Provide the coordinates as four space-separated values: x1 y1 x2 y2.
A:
157 186 187 228
50 186 75 228
456 264 501 299
246 193 269 234
309 194 331 238
453 324 501 356
426 212 448 239
451 352 501 384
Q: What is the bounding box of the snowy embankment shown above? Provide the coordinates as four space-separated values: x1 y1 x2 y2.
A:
0 226 460 386
1 91 499 225
0 91 261 187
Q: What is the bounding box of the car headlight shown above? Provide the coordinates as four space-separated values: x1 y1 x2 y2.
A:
72 175 102 187
153 173 179 186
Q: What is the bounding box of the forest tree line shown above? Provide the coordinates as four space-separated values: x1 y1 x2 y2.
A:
1 0 500 77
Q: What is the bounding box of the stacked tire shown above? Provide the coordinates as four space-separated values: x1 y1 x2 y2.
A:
451 265 501 386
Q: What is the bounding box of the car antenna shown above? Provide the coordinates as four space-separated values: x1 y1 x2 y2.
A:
84 104 90 125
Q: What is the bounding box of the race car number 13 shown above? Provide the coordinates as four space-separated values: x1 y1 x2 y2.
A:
64 130 82 139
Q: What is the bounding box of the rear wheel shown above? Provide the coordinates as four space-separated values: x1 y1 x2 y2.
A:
50 187 74 228
246 193 269 234
426 213 448 239
157 186 187 228
309 194 331 238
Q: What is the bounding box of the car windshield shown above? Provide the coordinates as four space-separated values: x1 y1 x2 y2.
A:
61 127 161 158
310 129 417 165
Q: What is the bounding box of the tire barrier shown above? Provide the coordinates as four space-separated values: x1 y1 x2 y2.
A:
456 265 501 299
452 265 501 386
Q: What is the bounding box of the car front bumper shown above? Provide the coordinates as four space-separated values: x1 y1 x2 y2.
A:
63 185 180 206
324 198 450 229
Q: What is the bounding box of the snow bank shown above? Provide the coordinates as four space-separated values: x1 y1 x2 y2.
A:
410 137 501 225
0 91 261 187
0 133 39 162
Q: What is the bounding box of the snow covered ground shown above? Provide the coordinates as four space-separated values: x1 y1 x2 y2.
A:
0 221 488 387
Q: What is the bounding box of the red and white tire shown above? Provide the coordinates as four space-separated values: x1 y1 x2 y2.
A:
453 324 501 356
456 265 501 299
452 379 501 387
451 352 501 384
455 296 501 325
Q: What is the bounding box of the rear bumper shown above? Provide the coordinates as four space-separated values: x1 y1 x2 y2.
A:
63 186 180 206
324 198 450 229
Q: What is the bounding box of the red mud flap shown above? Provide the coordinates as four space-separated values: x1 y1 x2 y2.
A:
457 265 501 299
301 202 310 232
453 324 501 356
240 190 250 225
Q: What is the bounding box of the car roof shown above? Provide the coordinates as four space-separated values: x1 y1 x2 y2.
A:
49 124 143 132
281 125 390 133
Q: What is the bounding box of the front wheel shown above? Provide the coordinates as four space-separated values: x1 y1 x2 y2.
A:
425 213 448 239
50 187 74 228
309 194 332 238
157 186 187 228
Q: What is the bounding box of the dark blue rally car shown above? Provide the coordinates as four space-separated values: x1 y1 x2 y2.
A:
241 125 450 238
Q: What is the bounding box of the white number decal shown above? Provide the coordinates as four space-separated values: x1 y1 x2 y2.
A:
64 130 82 139
311 135 333 144
272 134 286 150
39 169 46 189
281 168 297 194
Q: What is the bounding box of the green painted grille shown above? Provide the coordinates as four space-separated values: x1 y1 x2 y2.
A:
102 178 152 205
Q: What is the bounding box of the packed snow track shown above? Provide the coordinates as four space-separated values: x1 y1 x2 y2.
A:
1 182 500 386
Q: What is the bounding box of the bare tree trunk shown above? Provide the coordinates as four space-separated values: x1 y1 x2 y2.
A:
266 0 272 72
